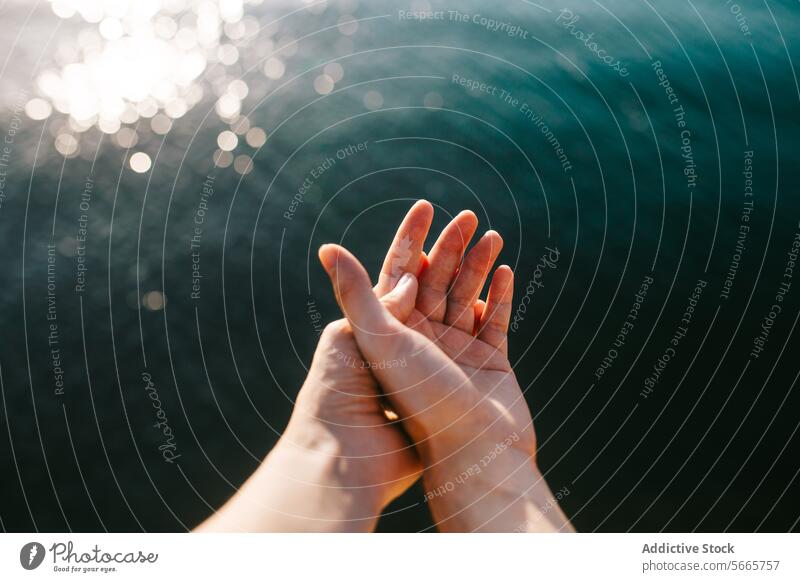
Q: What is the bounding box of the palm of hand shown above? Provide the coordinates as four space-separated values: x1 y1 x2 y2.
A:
318 203 537 461
305 201 572 531
391 308 536 456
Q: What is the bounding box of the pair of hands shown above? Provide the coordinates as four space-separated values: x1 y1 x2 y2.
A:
198 201 573 532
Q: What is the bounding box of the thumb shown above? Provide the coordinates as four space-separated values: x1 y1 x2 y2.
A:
318 244 399 337
380 271 418 323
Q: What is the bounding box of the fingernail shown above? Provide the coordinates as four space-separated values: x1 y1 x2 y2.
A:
398 272 416 287
317 244 333 271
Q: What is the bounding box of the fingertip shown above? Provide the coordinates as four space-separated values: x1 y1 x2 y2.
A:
406 199 435 237
492 264 515 295
484 229 503 244
407 200 434 229
381 271 419 322
413 198 434 216
398 271 418 289
319 244 364 280
457 209 479 227
482 231 504 260
496 264 514 276
317 243 339 272
449 210 479 248
406 200 433 228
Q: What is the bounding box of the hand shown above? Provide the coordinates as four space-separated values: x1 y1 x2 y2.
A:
318 210 574 532
197 201 434 532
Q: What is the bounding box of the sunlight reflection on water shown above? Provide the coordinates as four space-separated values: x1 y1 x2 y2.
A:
34 0 350 173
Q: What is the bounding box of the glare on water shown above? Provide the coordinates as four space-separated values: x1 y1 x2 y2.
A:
30 0 334 173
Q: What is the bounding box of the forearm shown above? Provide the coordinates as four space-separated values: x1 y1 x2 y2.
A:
424 448 574 533
196 429 384 533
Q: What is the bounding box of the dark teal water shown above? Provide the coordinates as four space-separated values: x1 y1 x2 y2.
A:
1 0 799 532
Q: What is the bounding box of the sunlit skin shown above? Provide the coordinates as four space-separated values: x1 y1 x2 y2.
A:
197 201 573 532
318 204 573 532
197 202 433 531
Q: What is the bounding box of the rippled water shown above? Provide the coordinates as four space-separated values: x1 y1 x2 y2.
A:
1 0 799 532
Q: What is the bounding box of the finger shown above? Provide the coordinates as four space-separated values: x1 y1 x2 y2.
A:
417 251 429 278
320 244 458 419
319 244 401 339
374 200 434 297
473 300 486 335
416 210 478 322
477 265 514 355
444 230 504 333
380 271 418 323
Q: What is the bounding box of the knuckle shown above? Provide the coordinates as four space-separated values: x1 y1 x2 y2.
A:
321 319 350 339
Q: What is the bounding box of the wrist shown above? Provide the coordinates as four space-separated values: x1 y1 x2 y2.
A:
422 443 572 532
196 420 385 532
273 421 387 527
